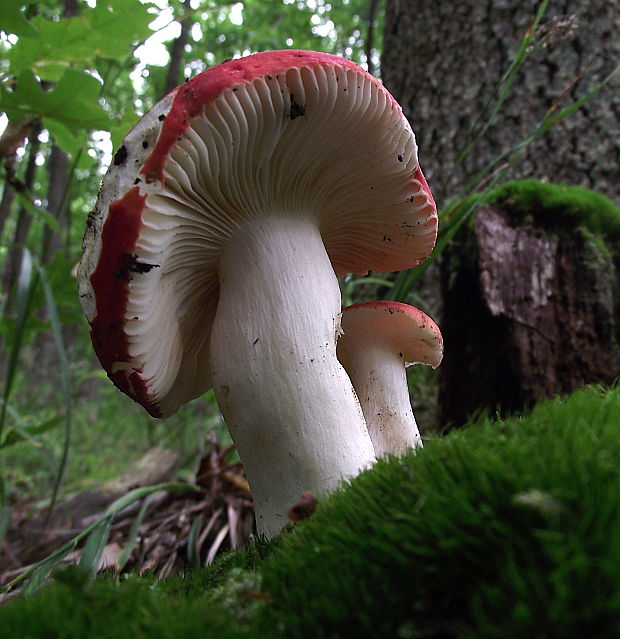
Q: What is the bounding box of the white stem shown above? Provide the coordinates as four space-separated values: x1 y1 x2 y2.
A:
344 347 421 457
210 214 376 538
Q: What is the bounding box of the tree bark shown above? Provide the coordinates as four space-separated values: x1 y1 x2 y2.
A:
382 1 620 205
439 201 620 427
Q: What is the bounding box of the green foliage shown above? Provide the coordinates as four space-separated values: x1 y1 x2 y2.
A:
3 386 620 637
4 0 154 80
1 1 155 155
1 69 110 155
6 481 204 593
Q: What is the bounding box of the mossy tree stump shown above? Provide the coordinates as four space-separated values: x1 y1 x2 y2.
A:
440 180 620 427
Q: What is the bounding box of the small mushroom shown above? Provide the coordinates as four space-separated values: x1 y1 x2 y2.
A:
78 51 437 537
338 301 443 457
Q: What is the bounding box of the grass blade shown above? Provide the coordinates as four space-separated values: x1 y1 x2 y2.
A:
1 413 63 449
186 514 204 567
389 62 620 303
36 263 72 522
0 506 10 562
78 517 112 578
0 249 38 452
22 539 78 595
447 0 549 187
1 482 202 594
115 493 156 572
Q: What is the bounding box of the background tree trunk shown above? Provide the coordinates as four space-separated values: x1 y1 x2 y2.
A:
1 125 41 310
0 183 15 247
162 0 190 97
381 1 620 428
41 144 70 265
40 0 78 265
382 0 620 205
439 199 620 427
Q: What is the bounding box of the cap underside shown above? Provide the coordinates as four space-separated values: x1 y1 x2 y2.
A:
80 57 438 416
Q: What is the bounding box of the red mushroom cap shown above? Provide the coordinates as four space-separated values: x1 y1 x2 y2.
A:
78 51 438 417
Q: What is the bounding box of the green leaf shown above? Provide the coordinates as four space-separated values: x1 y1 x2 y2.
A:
104 482 202 517
0 506 11 561
115 494 156 572
41 117 81 157
0 415 64 449
186 514 204 566
2 0 40 38
37 264 73 522
78 518 112 579
14 190 60 231
7 1 155 80
2 483 202 594
0 249 38 445
22 540 78 595
0 69 111 138
109 110 140 151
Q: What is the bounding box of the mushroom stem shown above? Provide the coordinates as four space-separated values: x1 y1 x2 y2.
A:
210 213 376 538
344 347 422 457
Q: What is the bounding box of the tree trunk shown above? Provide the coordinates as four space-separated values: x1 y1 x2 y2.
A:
0 183 15 247
439 196 620 427
162 0 190 97
381 1 620 427
41 144 70 264
382 1 620 205
1 125 41 310
38 0 78 265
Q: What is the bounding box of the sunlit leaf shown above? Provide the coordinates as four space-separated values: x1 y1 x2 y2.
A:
0 69 111 136
2 0 40 39
7 1 155 80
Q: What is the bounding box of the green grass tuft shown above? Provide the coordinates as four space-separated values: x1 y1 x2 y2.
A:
3 385 620 638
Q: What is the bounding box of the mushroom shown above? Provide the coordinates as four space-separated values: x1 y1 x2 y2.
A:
78 50 437 537
337 301 443 457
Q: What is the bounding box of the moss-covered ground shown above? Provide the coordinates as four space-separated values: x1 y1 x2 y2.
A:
3 384 620 638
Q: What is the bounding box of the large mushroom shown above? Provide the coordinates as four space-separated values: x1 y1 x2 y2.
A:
78 50 437 537
338 301 443 457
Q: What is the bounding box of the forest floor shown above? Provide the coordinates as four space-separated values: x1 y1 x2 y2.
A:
1 434 256 589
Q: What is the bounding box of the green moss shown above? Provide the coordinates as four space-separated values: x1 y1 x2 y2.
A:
455 179 620 251
254 384 620 638
4 386 620 638
0 568 243 639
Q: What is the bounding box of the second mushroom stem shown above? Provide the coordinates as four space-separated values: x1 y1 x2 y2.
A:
209 213 376 538
341 347 422 457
